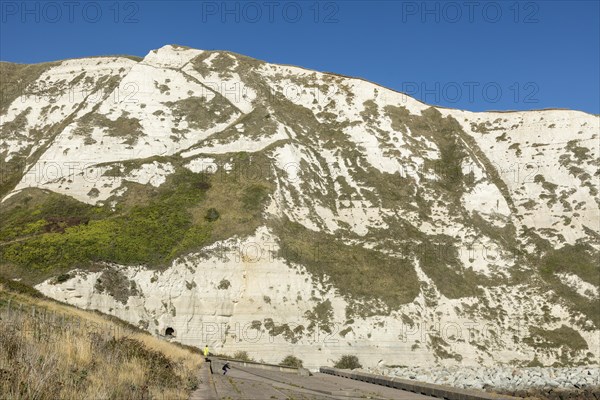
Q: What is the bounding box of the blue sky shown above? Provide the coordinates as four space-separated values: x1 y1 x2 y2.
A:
1 0 598 113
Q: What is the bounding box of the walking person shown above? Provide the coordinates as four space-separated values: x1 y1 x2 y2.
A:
203 344 210 361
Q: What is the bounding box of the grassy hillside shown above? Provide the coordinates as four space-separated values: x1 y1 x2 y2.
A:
0 152 273 284
0 277 202 399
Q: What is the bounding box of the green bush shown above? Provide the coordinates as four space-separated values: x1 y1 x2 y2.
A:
217 279 231 290
54 273 72 284
333 355 362 370
204 208 220 222
280 355 303 368
232 350 254 361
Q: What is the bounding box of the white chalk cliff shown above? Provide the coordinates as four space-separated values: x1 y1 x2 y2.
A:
1 45 598 369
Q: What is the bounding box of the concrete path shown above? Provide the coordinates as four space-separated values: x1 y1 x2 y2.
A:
188 362 218 400
190 362 435 399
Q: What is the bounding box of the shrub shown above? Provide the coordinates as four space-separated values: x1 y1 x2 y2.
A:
232 350 253 361
217 279 230 290
94 268 139 304
280 355 303 368
204 208 220 222
54 273 72 284
333 355 362 370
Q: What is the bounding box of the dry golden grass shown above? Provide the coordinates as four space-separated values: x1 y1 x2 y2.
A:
0 284 202 399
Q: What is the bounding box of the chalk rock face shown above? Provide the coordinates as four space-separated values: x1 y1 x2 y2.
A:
1 45 599 369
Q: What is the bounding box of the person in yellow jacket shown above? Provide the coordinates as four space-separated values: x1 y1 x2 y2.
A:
203 344 210 360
